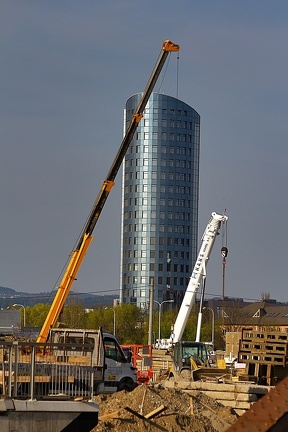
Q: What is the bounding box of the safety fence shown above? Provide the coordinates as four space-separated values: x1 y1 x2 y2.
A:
0 340 104 400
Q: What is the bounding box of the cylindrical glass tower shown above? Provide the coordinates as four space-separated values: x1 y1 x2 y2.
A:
120 93 200 308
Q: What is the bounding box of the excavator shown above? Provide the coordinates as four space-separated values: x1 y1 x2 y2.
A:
168 211 230 382
37 39 180 344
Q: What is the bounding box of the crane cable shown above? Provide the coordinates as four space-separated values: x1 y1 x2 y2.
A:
221 209 228 329
221 208 228 263
176 50 180 99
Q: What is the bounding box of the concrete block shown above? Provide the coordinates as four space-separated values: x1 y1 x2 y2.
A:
174 380 193 390
0 399 100 432
0 399 15 411
202 390 258 402
233 408 248 416
13 399 100 412
0 400 8 412
232 383 271 394
164 380 176 389
181 381 271 395
219 399 253 410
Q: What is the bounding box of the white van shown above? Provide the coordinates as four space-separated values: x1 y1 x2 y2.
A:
154 338 172 350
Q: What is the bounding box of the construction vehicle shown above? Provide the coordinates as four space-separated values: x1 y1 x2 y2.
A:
121 344 153 385
13 39 179 396
171 340 211 380
168 212 229 381
50 329 138 393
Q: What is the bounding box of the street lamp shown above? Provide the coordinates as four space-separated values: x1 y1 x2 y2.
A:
203 307 214 346
154 300 174 341
12 303 26 327
105 307 116 335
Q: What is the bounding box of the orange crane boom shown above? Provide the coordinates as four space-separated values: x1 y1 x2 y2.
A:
37 40 180 343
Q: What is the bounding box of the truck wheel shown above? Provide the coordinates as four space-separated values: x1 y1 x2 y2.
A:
118 378 135 392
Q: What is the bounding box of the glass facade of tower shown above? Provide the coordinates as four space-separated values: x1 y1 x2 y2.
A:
120 93 200 308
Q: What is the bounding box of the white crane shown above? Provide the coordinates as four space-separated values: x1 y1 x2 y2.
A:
171 212 228 344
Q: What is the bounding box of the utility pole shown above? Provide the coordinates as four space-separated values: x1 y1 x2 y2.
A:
148 278 154 345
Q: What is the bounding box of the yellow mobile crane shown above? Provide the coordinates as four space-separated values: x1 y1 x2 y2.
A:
37 40 180 344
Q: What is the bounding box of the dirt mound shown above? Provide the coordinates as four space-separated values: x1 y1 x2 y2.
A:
93 384 239 432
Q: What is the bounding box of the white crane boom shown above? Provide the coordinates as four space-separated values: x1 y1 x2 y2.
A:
171 212 228 344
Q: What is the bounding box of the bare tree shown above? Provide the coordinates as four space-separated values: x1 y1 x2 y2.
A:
261 291 271 301
222 301 251 332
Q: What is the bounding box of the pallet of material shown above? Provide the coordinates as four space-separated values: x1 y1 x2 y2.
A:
239 341 287 355
238 352 286 366
241 329 288 343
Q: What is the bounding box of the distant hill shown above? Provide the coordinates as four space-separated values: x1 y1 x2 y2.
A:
0 286 118 309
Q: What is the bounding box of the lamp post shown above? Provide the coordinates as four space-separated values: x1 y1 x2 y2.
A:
105 307 116 335
154 300 174 341
12 303 26 327
203 306 214 346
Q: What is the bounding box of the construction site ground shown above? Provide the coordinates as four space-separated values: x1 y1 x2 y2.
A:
93 383 239 432
93 348 240 431
92 346 287 431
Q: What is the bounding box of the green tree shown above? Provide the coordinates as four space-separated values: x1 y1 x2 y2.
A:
26 303 51 327
85 304 145 344
114 304 145 344
159 309 177 340
62 301 87 328
86 308 106 330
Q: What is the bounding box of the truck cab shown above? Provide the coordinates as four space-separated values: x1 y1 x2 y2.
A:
101 332 137 393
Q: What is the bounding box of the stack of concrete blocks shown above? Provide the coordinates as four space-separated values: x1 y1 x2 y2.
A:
165 380 271 416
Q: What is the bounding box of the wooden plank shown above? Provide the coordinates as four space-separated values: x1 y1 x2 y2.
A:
99 411 121 420
144 405 167 419
17 376 51 383
189 396 194 415
16 375 74 383
66 356 90 364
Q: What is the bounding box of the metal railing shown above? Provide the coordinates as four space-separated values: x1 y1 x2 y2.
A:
0 340 104 400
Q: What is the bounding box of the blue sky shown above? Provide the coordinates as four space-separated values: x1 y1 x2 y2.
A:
1 1 287 303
